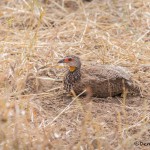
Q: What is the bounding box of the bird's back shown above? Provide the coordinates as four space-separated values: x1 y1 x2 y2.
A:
73 65 138 97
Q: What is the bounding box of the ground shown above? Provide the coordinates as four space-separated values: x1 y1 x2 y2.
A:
0 0 150 150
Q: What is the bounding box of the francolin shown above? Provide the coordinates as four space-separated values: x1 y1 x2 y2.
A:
58 55 140 98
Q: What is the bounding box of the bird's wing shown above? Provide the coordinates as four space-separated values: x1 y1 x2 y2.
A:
82 65 131 82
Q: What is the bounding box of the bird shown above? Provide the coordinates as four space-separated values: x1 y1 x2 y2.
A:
58 55 140 98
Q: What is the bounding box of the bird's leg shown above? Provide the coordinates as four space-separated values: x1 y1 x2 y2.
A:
65 85 77 97
66 91 73 97
70 89 85 111
70 89 77 97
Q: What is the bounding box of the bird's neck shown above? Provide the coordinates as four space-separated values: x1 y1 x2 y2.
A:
67 66 81 79
64 66 81 92
69 66 80 72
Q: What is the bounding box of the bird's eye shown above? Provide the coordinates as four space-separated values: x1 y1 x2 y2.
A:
68 58 72 61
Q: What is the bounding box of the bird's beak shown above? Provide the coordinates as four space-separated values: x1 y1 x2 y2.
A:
58 59 65 63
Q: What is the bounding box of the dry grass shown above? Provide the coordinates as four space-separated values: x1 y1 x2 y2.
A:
0 0 150 149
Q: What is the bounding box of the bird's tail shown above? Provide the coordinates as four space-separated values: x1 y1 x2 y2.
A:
126 80 142 96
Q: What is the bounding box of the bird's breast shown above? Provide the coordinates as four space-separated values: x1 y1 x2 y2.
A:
64 70 81 92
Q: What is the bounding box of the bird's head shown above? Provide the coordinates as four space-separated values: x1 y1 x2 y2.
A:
58 55 81 72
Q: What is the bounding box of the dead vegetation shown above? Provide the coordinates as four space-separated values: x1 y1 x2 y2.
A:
0 0 150 149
